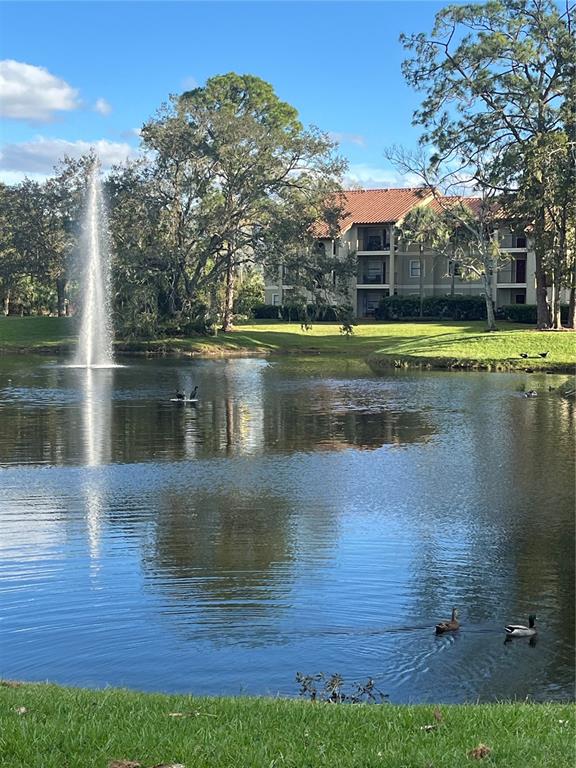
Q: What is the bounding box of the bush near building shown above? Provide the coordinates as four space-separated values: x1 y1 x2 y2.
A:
499 304 570 324
253 303 343 322
375 295 487 321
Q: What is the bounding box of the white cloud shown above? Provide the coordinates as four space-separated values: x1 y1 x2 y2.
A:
345 163 422 189
0 137 137 179
94 98 112 116
0 60 80 122
328 131 366 147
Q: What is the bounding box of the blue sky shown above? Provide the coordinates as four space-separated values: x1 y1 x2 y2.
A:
0 1 452 186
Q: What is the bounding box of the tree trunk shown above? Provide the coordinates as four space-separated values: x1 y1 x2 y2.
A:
551 272 562 330
221 245 235 332
168 272 180 316
484 293 496 331
568 285 576 329
483 270 496 331
568 255 576 329
534 208 550 329
3 288 10 316
56 278 67 317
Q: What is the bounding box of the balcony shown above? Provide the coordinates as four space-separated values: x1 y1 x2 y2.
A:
499 234 528 250
358 272 386 285
357 227 390 255
357 258 387 286
497 258 527 285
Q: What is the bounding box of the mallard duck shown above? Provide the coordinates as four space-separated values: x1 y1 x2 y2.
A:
435 607 459 634
524 390 538 398
505 614 537 638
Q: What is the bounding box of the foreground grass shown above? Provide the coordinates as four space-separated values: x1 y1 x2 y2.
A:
0 683 574 768
0 316 574 371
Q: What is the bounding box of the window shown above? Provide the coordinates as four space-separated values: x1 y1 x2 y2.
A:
410 260 422 278
272 294 280 306
514 291 526 304
515 236 527 248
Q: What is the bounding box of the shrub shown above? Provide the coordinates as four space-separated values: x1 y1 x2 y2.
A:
234 269 265 316
374 296 420 320
253 303 282 319
306 304 341 322
425 295 487 320
181 319 215 336
375 295 487 321
500 304 569 324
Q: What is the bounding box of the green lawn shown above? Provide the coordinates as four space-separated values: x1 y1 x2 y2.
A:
1 683 574 768
0 316 574 371
0 316 76 350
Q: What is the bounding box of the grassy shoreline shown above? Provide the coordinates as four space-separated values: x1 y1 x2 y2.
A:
1 682 574 767
0 316 575 372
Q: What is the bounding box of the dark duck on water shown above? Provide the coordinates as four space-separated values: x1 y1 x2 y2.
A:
435 607 460 634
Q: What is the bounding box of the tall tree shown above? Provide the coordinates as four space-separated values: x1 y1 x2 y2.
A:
173 73 346 330
0 183 27 315
400 0 575 328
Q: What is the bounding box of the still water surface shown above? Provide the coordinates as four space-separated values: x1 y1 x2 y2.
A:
0 354 574 703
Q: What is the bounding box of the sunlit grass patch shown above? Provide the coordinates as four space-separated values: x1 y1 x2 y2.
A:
1 317 574 371
1 682 574 768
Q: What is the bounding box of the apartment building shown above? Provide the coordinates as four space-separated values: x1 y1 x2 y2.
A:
264 188 535 319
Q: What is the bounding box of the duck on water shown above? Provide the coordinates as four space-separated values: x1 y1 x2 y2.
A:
435 608 459 634
172 385 199 403
505 614 537 638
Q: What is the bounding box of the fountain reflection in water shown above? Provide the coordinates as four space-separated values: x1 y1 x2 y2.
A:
74 159 114 369
82 366 113 563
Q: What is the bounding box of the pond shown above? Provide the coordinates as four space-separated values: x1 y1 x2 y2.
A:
0 354 574 703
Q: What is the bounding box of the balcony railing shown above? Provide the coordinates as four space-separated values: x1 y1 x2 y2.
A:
359 239 390 252
358 273 386 284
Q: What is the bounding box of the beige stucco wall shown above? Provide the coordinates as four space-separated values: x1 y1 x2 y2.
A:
262 226 542 316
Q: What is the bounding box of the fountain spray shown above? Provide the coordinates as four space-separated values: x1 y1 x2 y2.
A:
75 158 114 368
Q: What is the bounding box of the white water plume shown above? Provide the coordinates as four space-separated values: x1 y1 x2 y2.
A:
74 159 114 368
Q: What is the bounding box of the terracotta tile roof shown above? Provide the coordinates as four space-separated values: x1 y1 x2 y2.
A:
315 188 434 237
315 188 500 238
430 195 484 217
339 187 433 230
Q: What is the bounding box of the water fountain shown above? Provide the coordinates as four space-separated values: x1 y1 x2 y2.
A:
74 159 114 368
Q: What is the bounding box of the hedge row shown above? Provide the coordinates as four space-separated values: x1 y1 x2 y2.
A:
375 295 487 321
498 304 569 324
252 303 343 321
